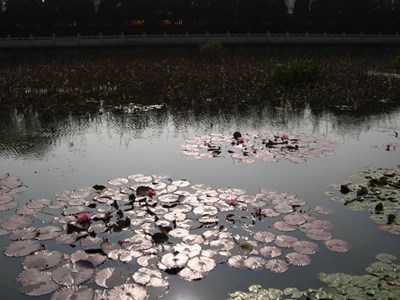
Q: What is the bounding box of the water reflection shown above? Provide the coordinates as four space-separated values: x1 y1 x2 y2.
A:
0 103 399 159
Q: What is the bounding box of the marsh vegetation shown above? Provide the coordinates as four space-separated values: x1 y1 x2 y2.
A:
1 46 400 115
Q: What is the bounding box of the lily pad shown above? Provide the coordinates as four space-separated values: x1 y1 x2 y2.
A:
23 250 64 270
17 269 60 296
107 283 148 300
285 252 312 266
264 259 289 273
324 239 351 253
51 286 94 300
52 260 95 286
95 267 132 288
4 239 42 257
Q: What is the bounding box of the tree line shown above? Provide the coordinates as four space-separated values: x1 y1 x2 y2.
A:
1 0 399 36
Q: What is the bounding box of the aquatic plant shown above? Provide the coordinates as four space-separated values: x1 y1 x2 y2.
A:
181 131 339 164
391 54 400 71
199 41 223 60
228 253 400 300
1 49 399 113
0 171 349 299
328 167 400 234
269 58 323 87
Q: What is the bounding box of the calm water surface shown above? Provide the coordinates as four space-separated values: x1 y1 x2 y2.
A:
0 103 399 299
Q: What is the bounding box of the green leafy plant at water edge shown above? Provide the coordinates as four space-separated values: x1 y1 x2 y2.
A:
269 58 323 87
391 54 400 71
199 41 223 60
228 253 400 300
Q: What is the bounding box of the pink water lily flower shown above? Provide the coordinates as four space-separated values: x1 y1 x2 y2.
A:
146 187 156 198
76 211 92 223
281 134 289 141
227 199 239 207
253 207 266 218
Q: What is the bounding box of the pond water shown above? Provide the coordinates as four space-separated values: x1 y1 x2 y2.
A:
0 102 399 300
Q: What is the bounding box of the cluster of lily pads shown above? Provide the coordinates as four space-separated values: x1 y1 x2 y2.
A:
328 167 400 234
228 253 400 300
0 171 26 217
181 131 339 164
0 172 350 299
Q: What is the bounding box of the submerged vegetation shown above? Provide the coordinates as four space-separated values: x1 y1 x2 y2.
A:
0 47 400 114
228 253 400 300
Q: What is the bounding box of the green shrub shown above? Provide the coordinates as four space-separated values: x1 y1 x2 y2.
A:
199 41 223 60
391 54 400 70
270 58 323 87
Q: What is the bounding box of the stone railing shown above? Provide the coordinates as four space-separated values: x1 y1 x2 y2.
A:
0 32 399 48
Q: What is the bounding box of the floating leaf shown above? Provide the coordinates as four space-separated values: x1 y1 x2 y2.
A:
293 240 319 255
95 267 131 288
9 227 37 241
1 215 33 231
70 250 107 266
36 226 63 240
253 231 276 243
243 256 266 270
376 253 397 263
52 260 95 286
158 252 188 272
227 255 245 268
259 246 282 258
23 250 64 270
133 267 169 287
16 269 59 296
4 239 42 257
273 221 297 232
179 267 206 281
285 252 312 266
107 284 148 300
324 239 351 252
108 177 129 186
51 286 94 300
274 235 299 248
187 255 217 273
265 259 289 273
305 228 333 241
